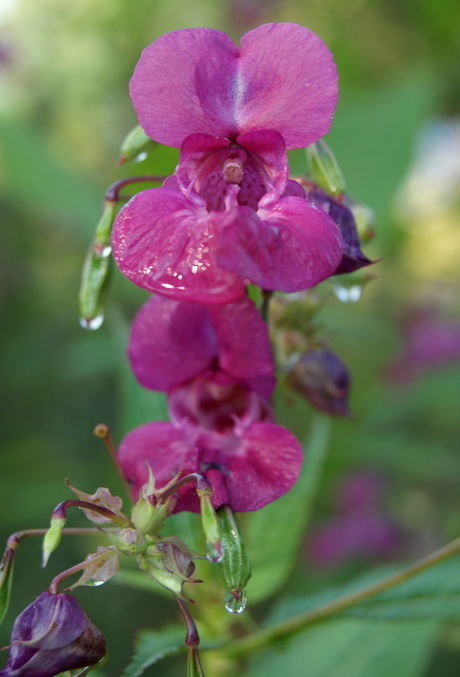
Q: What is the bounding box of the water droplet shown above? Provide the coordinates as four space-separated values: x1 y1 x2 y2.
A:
79 314 104 331
83 579 105 587
135 151 148 163
224 588 247 614
333 283 362 304
206 542 224 564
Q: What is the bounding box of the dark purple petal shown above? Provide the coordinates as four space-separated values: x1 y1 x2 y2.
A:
287 347 351 417
112 187 245 304
307 189 375 274
130 24 338 149
217 196 343 292
0 592 105 677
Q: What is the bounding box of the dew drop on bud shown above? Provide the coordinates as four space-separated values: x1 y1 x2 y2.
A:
333 283 362 304
224 588 247 614
206 542 224 564
79 314 104 331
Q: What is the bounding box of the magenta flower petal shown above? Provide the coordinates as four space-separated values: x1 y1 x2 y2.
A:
128 295 218 392
130 28 239 147
118 422 197 500
130 23 337 149
208 300 275 397
236 23 338 148
118 420 303 513
111 187 245 304
129 295 275 397
218 196 343 292
211 422 303 512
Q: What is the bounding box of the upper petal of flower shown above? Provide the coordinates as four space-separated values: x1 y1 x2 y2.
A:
217 196 343 292
111 187 245 304
130 23 338 149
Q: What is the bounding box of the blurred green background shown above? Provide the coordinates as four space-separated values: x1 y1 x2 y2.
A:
1 0 460 675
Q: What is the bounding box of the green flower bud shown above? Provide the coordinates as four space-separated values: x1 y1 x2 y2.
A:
307 139 346 197
42 517 66 567
79 200 116 330
217 506 251 614
198 490 223 563
118 124 156 164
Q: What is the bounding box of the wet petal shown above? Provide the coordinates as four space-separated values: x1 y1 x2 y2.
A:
218 196 343 292
112 187 245 304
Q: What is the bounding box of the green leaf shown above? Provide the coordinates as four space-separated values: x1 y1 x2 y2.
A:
0 549 14 626
122 626 185 677
244 416 330 602
248 619 437 677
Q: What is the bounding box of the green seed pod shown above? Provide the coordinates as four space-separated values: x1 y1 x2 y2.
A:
119 124 156 164
79 200 116 330
217 506 251 614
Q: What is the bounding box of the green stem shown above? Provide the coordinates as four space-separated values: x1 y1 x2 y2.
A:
221 535 460 659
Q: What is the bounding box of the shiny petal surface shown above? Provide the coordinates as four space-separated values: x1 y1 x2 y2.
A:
130 23 337 149
218 196 343 292
112 188 245 304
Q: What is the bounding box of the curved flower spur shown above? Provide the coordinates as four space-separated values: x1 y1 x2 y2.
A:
111 23 344 303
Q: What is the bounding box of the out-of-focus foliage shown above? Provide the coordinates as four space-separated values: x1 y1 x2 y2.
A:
1 0 460 675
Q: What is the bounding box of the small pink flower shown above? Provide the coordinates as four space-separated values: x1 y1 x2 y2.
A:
112 23 343 303
118 295 303 512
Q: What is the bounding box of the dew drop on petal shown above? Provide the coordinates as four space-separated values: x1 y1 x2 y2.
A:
333 283 362 304
79 313 105 331
224 588 247 614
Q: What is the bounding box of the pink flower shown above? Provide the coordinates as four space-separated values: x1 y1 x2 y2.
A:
118 295 303 512
112 23 343 303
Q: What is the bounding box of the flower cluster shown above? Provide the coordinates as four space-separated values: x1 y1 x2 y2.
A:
111 22 344 304
109 22 374 514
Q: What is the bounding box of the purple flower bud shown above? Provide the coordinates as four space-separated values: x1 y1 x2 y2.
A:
0 591 106 677
287 347 351 417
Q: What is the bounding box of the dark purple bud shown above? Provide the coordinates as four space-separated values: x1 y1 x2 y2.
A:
307 188 375 274
0 591 106 677
287 347 351 417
